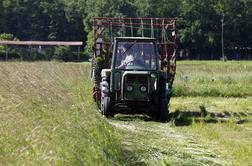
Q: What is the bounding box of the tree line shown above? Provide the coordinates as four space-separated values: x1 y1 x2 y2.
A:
0 0 251 60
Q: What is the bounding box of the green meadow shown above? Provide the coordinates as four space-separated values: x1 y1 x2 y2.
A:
0 61 251 165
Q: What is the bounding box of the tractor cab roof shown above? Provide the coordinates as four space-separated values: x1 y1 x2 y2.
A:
115 37 157 42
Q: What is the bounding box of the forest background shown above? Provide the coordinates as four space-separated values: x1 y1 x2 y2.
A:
0 0 251 60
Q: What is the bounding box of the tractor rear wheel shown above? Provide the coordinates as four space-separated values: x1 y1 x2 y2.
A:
101 96 113 117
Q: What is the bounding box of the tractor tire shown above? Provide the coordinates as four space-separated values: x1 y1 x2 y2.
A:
159 96 169 122
101 96 113 117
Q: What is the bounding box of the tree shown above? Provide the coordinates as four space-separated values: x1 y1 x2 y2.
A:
83 0 136 52
0 1 5 33
178 0 220 58
0 0 251 59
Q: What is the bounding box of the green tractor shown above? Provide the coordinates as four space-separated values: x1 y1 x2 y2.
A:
92 18 177 122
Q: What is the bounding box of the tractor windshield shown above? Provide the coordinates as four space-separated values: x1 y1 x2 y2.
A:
115 41 157 70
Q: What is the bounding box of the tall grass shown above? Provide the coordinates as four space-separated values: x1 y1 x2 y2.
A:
0 62 133 165
173 61 252 97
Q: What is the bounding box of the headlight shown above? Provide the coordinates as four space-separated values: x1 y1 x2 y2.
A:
126 85 133 92
140 85 147 92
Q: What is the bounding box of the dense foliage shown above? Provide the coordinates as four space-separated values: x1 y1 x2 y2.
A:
0 0 251 58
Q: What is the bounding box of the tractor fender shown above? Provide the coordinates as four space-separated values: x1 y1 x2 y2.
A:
101 69 111 77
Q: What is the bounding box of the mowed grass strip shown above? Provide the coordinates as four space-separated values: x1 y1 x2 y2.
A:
0 62 134 165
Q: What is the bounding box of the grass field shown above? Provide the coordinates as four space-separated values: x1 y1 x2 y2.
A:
0 62 135 165
0 61 251 165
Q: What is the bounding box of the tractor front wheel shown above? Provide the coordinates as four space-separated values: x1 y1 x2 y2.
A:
159 96 169 122
101 96 113 117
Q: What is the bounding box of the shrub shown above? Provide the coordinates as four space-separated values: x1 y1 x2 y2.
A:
53 46 73 61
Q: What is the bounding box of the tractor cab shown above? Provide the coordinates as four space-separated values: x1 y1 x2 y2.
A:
109 37 159 102
113 37 158 71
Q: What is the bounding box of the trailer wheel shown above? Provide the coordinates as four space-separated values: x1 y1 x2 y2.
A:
101 96 113 117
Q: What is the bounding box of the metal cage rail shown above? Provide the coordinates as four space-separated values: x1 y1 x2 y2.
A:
93 17 177 68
